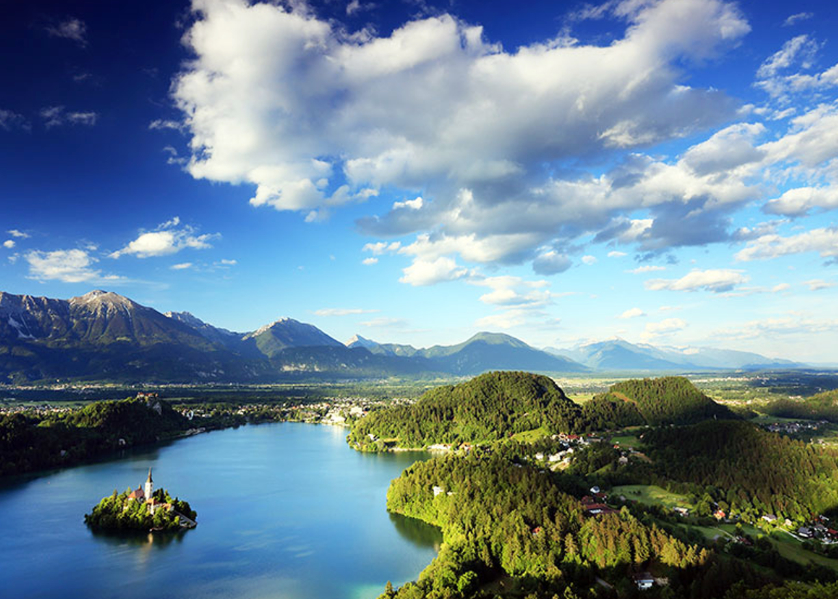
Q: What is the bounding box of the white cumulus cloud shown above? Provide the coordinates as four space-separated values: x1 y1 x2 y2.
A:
735 227 838 261
111 217 219 259
399 256 468 286
170 0 751 279
25 249 103 283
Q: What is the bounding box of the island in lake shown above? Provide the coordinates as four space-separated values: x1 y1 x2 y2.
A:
85 468 197 532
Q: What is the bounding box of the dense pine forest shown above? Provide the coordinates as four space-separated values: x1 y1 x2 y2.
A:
349 372 586 450
644 420 838 521
594 377 735 425
344 371 838 599
349 373 734 451
764 389 838 422
0 397 190 475
380 455 713 599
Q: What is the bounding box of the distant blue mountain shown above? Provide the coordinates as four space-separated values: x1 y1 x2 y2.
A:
545 338 801 371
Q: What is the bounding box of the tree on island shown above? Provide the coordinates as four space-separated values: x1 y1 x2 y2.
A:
85 483 196 532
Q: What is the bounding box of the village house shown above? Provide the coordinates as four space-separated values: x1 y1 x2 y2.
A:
633 572 655 590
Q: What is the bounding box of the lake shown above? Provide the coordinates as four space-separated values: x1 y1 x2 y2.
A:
0 422 442 599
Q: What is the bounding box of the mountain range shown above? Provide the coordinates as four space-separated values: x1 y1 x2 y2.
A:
545 338 800 371
0 289 804 384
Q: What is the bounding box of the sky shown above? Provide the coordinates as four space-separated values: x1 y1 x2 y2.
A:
1 0 837 362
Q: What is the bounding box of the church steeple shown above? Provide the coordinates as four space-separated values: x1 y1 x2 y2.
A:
144 468 153 499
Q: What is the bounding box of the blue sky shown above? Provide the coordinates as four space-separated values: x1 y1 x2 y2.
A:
1 0 837 362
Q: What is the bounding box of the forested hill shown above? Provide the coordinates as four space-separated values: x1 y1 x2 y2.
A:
349 371 584 450
349 373 739 451
381 455 710 599
590 376 735 426
0 397 189 476
764 389 838 423
645 420 838 521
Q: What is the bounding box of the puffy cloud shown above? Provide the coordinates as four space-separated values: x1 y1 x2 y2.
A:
618 307 646 319
735 227 838 261
760 104 838 168
170 262 193 270
362 257 378 265
362 241 400 255
472 276 550 308
399 256 468 286
581 255 597 265
532 250 572 275
398 231 540 269
680 123 766 176
314 307 379 316
3 240 15 249
46 18 87 46
763 186 838 217
7 229 30 238
392 197 423 211
25 249 102 283
608 251 627 258
645 268 748 292
172 0 749 273
111 217 219 258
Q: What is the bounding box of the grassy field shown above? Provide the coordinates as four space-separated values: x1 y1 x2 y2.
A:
677 520 838 572
610 434 643 448
511 427 550 443
611 484 693 510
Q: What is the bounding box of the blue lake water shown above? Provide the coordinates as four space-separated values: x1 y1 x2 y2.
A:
0 422 441 599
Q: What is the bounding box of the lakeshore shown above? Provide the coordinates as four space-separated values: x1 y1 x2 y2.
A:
0 422 441 599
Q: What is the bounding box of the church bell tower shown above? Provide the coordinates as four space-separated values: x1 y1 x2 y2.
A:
144 468 153 499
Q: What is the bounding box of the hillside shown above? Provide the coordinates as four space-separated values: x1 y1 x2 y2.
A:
382 454 709 599
0 397 189 476
349 371 585 450
592 376 735 426
764 389 838 422
645 420 838 521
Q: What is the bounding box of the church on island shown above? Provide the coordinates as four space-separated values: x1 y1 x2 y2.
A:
127 468 173 515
